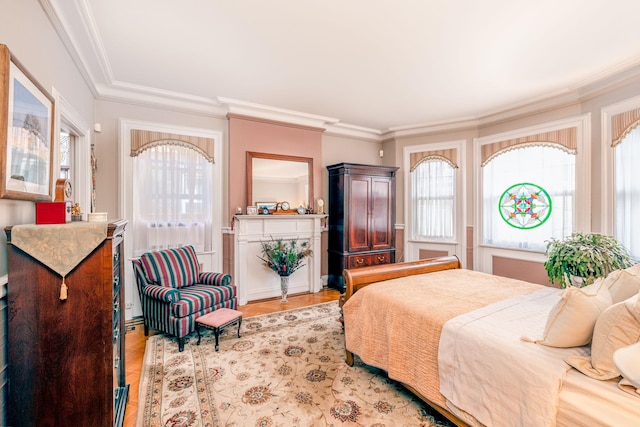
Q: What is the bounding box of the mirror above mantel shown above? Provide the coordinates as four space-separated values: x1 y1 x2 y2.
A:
246 151 313 211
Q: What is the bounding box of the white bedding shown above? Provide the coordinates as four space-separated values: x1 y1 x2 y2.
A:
557 369 640 426
438 288 589 427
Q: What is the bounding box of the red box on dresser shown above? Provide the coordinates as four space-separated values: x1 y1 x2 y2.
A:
35 201 71 224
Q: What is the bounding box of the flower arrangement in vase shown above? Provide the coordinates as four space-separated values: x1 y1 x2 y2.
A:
258 238 312 302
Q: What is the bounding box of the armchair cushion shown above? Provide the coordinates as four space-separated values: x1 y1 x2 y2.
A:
140 245 200 288
172 283 237 318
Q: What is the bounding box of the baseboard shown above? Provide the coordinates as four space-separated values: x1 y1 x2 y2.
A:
125 316 144 332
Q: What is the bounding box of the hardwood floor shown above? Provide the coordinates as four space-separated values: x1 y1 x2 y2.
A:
123 288 342 427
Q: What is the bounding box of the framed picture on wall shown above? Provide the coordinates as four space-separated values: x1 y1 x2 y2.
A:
0 44 55 201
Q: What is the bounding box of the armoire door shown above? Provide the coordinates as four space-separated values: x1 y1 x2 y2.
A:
370 176 394 250
347 176 371 252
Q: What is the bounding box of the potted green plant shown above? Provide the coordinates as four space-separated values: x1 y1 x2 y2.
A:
544 232 634 288
258 238 312 302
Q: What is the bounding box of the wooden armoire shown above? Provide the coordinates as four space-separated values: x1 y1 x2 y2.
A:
5 220 129 427
327 163 398 291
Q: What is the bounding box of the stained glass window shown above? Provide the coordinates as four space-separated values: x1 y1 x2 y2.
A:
498 183 552 229
483 145 574 251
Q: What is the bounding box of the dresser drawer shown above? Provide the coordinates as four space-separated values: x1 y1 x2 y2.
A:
372 251 391 265
347 254 372 269
346 251 392 269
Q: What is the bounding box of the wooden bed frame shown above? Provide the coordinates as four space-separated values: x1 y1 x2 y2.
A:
342 256 470 427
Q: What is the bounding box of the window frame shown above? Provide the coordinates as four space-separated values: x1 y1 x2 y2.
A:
52 88 91 216
403 139 466 265
410 157 457 242
601 95 640 260
120 119 223 320
473 115 591 274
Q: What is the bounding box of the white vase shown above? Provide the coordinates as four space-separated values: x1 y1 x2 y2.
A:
569 275 593 288
280 275 289 302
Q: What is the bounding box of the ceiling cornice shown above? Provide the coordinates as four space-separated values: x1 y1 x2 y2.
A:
219 97 340 130
226 113 327 133
323 123 382 142
39 0 98 96
40 0 640 143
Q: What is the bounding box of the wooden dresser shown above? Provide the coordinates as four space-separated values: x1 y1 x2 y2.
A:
5 220 128 427
327 163 398 291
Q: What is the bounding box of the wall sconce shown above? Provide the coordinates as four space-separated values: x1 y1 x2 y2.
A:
379 149 384 158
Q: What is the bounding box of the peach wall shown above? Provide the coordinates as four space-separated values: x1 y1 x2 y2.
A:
228 114 323 222
419 249 449 259
492 256 554 287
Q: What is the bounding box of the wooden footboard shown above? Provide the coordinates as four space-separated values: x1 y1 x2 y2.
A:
341 255 469 427
343 255 461 302
342 255 461 364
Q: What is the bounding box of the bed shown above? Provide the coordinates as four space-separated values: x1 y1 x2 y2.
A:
341 256 640 427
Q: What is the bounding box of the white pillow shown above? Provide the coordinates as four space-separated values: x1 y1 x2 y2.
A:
614 341 640 398
604 263 640 304
565 292 640 380
524 279 612 347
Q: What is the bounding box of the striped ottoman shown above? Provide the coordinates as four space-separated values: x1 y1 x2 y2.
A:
196 308 243 351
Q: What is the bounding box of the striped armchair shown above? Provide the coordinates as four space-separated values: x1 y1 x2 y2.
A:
131 245 237 351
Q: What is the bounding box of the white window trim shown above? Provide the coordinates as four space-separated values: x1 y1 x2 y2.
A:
473 114 591 274
52 88 91 215
600 95 640 235
119 118 223 319
403 139 466 266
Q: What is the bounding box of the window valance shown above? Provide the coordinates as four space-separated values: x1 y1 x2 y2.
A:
130 129 215 162
611 108 640 147
410 148 458 171
481 128 576 167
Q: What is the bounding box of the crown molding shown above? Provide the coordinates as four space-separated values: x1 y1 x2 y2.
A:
323 122 382 142
97 83 228 118
219 97 339 130
574 55 640 100
40 0 640 142
382 117 480 140
39 0 99 96
226 113 327 132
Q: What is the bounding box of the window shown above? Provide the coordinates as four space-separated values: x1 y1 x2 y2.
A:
59 130 74 180
614 126 640 260
411 159 456 240
132 143 213 255
482 145 575 251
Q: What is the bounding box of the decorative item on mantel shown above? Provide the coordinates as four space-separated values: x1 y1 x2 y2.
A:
258 238 312 302
70 203 83 221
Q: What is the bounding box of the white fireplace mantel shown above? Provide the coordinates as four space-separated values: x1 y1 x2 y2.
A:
233 214 327 305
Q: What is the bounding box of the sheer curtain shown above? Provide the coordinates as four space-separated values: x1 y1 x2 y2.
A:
132 143 213 256
615 127 640 260
482 146 574 251
411 160 456 240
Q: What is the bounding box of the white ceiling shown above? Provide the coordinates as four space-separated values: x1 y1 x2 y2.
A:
48 0 640 134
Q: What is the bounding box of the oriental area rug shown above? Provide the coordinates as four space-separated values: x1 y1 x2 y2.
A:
136 301 454 427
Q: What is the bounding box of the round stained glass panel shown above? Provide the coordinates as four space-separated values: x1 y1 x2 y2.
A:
498 182 552 229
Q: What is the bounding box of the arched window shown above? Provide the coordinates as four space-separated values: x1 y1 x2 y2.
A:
410 158 456 240
482 145 574 250
132 142 213 255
